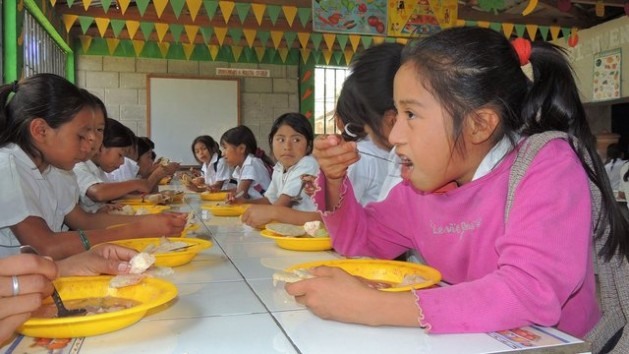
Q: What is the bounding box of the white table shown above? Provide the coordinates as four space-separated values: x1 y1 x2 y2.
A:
2 192 591 354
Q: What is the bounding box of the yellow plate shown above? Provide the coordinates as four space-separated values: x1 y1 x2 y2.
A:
105 223 199 238
125 205 171 214
201 203 249 216
107 237 212 267
259 229 332 251
116 196 155 205
200 191 229 201
285 259 441 292
18 276 177 338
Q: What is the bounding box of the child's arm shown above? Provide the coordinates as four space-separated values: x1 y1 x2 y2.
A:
86 179 151 202
241 205 320 228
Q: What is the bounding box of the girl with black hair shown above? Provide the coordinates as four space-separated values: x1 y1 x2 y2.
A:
190 135 234 192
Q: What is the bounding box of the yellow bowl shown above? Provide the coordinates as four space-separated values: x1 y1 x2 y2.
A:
259 229 333 251
200 191 229 201
105 223 199 238
106 237 212 267
201 203 249 217
285 259 441 292
125 205 171 214
18 276 177 338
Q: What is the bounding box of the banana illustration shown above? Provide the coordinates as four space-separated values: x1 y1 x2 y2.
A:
521 0 539 16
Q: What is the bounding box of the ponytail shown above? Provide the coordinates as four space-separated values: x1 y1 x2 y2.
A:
255 147 275 176
0 83 16 144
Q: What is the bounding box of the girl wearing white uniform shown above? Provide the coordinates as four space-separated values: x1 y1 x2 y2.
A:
190 135 235 191
0 75 187 259
220 126 273 202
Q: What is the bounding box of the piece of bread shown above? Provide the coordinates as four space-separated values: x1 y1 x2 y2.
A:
109 274 145 289
266 223 306 237
272 269 313 286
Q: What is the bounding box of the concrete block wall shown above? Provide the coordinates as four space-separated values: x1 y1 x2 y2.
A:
76 55 299 152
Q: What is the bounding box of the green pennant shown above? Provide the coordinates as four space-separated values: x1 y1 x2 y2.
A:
336 34 348 49
171 0 186 19
243 46 255 62
514 24 526 37
297 8 310 28
284 31 297 49
200 27 214 43
143 41 162 59
267 48 277 63
67 0 75 7
310 33 322 50
538 26 549 41
235 3 251 24
360 36 373 49
101 0 113 13
489 22 501 33
466 21 477 28
384 37 396 43
170 24 184 43
312 50 322 65
267 5 281 25
333 51 343 65
168 43 185 60
229 28 243 45
78 16 94 35
115 40 135 57
135 0 151 16
203 0 219 19
110 19 126 38
288 49 299 65
140 22 155 41
257 31 270 47
561 27 570 39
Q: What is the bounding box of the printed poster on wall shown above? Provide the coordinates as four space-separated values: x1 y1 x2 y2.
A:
312 0 388 35
593 48 622 101
387 0 455 37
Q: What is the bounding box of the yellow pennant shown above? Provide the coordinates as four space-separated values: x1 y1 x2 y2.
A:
549 25 560 41
271 30 283 49
349 34 360 52
50 0 57 6
322 50 333 65
126 20 140 40
300 48 311 63
132 40 145 56
184 25 199 44
373 36 385 45
232 46 243 61
155 23 169 42
214 27 228 46
95 18 110 37
396 38 408 45
117 0 131 14
208 44 220 60
63 14 78 33
278 48 289 63
526 24 538 40
282 6 297 27
83 0 92 11
456 19 466 27
251 4 266 25
595 0 604 16
255 47 266 61
477 21 490 28
323 33 336 50
344 49 353 65
158 42 170 57
106 38 120 55
183 43 196 60
153 0 169 18
502 23 514 38
297 32 310 49
219 1 235 23
79 35 93 53
243 29 257 48
187 0 203 21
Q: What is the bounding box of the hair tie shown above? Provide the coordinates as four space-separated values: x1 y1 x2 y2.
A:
255 148 264 158
11 80 19 93
511 38 531 66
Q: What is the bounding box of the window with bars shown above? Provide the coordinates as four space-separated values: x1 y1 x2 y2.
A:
23 11 66 78
313 66 350 135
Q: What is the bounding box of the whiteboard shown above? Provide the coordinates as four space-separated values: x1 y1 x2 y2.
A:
147 75 240 165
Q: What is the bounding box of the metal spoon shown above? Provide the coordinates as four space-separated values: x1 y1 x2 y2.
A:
20 245 87 318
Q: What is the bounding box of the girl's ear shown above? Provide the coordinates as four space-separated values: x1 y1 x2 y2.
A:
29 118 49 142
465 108 500 145
237 144 247 154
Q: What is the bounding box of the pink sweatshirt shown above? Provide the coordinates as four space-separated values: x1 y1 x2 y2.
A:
314 139 600 338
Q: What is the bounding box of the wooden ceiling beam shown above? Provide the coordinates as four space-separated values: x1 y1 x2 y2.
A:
457 6 598 28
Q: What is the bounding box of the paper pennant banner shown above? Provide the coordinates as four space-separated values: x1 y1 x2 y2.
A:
187 0 204 21
323 50 333 65
235 2 250 23
153 0 169 18
489 22 501 33
550 25 560 40
255 47 266 61
106 38 120 55
171 0 187 19
95 17 111 37
526 24 538 40
243 28 257 47
297 32 310 49
372 36 385 45
170 24 184 43
110 19 125 38
360 36 372 49
200 27 214 43
135 0 150 16
514 24 525 37
477 21 490 28
232 46 243 61
229 27 243 45
271 30 283 49
125 20 140 39
344 49 353 65
502 23 514 38
204 0 219 19
185 25 199 44
282 6 297 27
349 34 360 52
118 0 131 14
257 31 270 47
219 1 235 23
140 21 155 41
333 51 343 65
214 26 228 46
336 34 348 49
158 42 170 57
297 8 310 28
538 26 549 41
79 35 92 53
83 0 92 11
133 40 145 56
183 43 196 59
155 23 169 42
278 48 289 63
323 33 335 50
243 47 255 62
396 38 408 45
67 0 75 6
312 51 322 65
208 44 220 60
267 5 281 25
78 16 94 35
251 3 266 25
284 31 296 49
300 48 311 63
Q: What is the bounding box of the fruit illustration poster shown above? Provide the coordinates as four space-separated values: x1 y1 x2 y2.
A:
387 0 443 37
593 48 621 101
312 0 388 35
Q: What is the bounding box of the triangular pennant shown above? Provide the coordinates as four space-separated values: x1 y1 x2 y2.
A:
344 49 353 65
323 33 335 50
255 47 266 61
170 24 184 43
171 0 187 19
477 21 490 28
117 0 131 14
456 19 466 27
284 31 296 49
243 29 257 47
257 31 270 47
297 8 310 27
349 34 360 51
297 32 310 49
229 27 243 45
282 6 298 27
101 0 112 12
153 0 169 18
51 0 58 6
384 37 396 43
139 21 155 41
110 19 125 38
219 1 235 23
155 23 170 42
278 48 289 63
203 0 219 19
271 30 283 49
360 36 372 49
185 25 199 44
396 38 408 45
78 16 94 35
67 0 75 6
267 5 281 25
267 49 277 63
183 43 196 59
83 0 92 11
95 18 111 37
373 36 385 45
235 3 250 23
132 40 145 56
322 50 333 65
561 27 570 39
187 0 204 21
126 20 140 39
243 47 254 62
106 38 120 55
312 50 322 65
336 34 348 49
251 3 266 25
514 24 526 37
300 48 311 63
333 51 343 65
502 23 514 38
200 27 214 43
538 26 549 41
79 35 93 53
526 24 538 40
214 26 228 46
135 0 150 16
489 22 501 33
595 0 605 16
232 46 243 61
208 44 220 60
549 26 561 40
158 42 170 58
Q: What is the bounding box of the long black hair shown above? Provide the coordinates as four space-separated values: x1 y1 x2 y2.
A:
268 112 314 155
221 125 274 169
102 118 135 148
191 135 221 164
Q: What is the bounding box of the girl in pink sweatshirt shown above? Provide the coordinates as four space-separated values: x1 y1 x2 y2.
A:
284 27 629 339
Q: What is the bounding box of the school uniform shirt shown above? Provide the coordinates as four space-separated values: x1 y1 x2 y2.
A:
377 147 402 202
0 144 77 257
265 155 319 211
312 138 599 338
619 162 629 206
106 157 139 182
201 153 235 190
232 154 271 200
604 158 625 191
73 160 110 213
348 138 390 206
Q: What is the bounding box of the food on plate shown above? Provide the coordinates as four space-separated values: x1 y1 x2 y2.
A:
157 157 170 166
303 221 329 238
266 223 307 237
32 297 141 318
142 236 190 254
272 269 313 286
109 205 151 216
109 252 155 288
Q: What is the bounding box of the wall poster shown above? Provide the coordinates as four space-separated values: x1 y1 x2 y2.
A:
593 48 622 101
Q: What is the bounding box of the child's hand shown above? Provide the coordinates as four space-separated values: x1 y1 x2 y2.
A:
137 213 187 237
241 205 275 228
312 135 359 181
56 244 138 277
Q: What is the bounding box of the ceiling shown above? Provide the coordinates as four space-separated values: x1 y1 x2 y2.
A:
54 0 627 47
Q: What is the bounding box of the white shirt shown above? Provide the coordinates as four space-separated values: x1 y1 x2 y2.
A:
348 138 390 206
106 157 139 182
0 144 76 257
73 160 110 213
377 147 402 202
201 153 235 190
605 159 626 191
266 155 319 211
619 163 629 205
232 154 271 200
